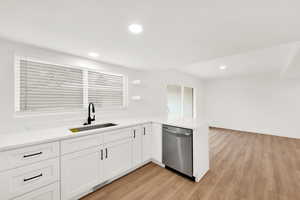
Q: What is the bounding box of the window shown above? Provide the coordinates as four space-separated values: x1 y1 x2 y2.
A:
15 57 126 113
183 87 194 118
88 71 124 108
167 85 195 118
166 85 182 117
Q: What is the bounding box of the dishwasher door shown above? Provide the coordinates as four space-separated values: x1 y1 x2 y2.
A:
162 125 193 177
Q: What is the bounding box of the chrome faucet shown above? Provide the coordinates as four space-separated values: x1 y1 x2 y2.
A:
84 103 95 125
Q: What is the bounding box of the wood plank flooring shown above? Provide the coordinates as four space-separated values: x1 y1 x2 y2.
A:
81 128 300 200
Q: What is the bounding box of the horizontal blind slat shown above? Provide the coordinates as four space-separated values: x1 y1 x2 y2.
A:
88 71 124 108
20 59 84 111
18 59 125 112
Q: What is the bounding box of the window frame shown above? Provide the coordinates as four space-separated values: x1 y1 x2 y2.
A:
14 56 128 116
166 84 197 119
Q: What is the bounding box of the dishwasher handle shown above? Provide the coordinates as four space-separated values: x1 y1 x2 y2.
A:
163 129 192 137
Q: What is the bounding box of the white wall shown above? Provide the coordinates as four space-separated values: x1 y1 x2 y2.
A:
0 38 205 133
205 75 300 139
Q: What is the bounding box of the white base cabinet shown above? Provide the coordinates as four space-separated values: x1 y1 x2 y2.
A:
141 124 152 162
60 125 150 200
61 147 103 200
132 127 142 167
0 122 169 200
151 123 163 164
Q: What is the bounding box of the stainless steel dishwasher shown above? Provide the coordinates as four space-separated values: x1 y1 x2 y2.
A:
162 124 193 178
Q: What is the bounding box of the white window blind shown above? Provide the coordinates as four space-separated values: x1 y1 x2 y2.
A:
16 58 126 113
18 59 84 112
88 71 124 108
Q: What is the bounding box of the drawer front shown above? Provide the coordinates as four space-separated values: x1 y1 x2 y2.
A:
13 182 60 200
103 128 133 144
61 134 103 155
0 142 59 172
0 158 59 200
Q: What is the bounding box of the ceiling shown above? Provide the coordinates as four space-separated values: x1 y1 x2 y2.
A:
182 43 296 79
1 0 300 77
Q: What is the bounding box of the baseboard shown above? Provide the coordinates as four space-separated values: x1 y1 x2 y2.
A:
75 160 154 199
78 160 173 199
95 160 163 189
195 167 209 182
94 160 162 188
151 159 165 168
101 160 152 186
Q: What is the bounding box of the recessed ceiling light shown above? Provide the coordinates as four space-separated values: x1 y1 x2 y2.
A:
88 52 99 58
128 24 143 34
219 65 227 70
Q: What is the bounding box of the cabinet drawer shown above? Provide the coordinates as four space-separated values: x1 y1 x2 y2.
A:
0 158 59 200
13 182 60 200
103 128 133 143
0 142 59 172
61 134 103 155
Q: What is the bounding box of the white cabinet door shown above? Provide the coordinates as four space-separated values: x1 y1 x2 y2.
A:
61 147 103 200
142 124 152 162
103 139 132 181
151 123 162 163
132 127 142 166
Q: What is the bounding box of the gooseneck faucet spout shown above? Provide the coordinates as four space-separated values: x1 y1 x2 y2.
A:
84 103 95 125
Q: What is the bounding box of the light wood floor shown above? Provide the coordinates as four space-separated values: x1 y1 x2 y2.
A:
81 128 300 200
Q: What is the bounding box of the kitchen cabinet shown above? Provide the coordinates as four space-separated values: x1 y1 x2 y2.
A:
0 120 209 199
151 123 163 164
132 127 142 166
61 127 136 199
141 124 152 162
103 138 132 180
1 121 195 200
61 147 103 200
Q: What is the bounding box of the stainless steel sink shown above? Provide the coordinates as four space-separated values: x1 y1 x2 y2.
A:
70 123 118 133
